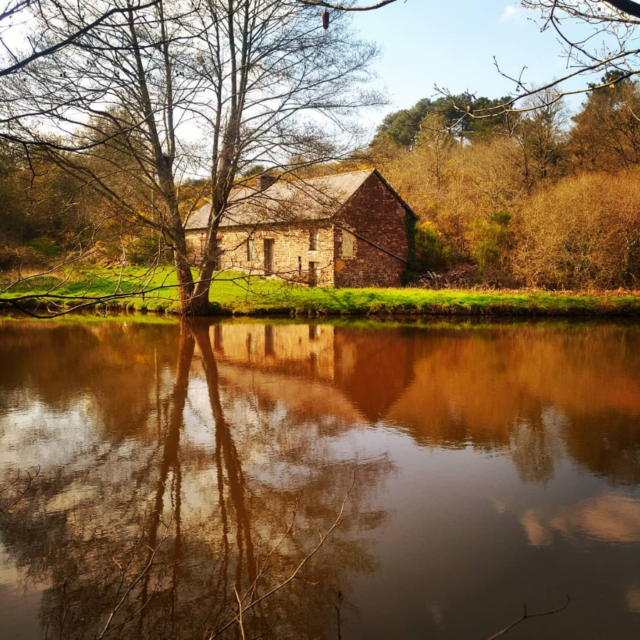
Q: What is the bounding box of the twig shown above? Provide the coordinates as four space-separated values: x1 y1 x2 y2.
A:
97 520 172 639
0 466 41 516
485 595 571 640
209 471 357 639
233 586 247 640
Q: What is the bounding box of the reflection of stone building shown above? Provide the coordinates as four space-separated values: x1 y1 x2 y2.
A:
209 323 336 381
195 323 417 425
195 322 640 486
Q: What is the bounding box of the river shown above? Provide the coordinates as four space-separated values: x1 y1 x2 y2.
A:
1 317 640 639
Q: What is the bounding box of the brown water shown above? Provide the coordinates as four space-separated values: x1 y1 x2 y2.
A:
1 318 640 639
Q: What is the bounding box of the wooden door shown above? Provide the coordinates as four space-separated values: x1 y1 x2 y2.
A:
264 239 274 274
308 261 317 287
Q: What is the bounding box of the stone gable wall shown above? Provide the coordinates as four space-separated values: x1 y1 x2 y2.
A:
334 174 409 288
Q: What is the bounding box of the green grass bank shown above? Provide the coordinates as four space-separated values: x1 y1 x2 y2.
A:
3 267 640 317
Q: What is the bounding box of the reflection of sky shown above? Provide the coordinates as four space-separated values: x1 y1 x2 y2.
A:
0 401 101 470
521 493 640 547
0 545 46 640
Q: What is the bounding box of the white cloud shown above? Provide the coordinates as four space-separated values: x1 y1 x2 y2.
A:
500 4 526 24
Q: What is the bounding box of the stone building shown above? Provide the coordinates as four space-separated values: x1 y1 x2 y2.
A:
185 169 417 288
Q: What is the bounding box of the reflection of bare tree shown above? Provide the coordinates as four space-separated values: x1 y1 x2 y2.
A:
0 320 391 639
197 325 257 584
509 415 561 486
0 467 40 516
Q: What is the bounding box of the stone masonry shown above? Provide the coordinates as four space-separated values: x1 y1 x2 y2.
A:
185 169 416 288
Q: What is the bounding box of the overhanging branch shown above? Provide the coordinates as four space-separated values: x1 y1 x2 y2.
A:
606 0 640 20
297 0 400 10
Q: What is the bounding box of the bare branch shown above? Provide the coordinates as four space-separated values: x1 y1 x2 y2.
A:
486 595 572 640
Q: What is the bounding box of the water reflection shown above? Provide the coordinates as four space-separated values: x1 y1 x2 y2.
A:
1 318 640 638
521 493 640 546
0 320 391 639
205 321 640 485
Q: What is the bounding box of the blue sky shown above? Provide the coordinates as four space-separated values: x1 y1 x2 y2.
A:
354 1 586 127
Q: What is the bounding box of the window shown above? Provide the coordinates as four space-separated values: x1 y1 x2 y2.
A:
199 235 206 258
247 238 255 262
309 228 319 251
341 229 356 258
298 256 302 276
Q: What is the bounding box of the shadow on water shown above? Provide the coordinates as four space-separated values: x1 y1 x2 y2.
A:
1 317 640 638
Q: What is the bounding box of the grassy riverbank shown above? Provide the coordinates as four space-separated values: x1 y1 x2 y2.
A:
3 267 640 317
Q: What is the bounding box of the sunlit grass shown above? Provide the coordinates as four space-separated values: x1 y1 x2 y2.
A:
2 266 640 317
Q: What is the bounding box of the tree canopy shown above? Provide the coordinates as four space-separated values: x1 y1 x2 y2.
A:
374 93 512 148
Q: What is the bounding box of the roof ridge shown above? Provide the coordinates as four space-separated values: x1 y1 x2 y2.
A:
290 167 377 184
305 168 375 180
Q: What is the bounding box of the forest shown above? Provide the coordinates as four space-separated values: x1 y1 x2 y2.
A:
4 77 640 294
367 80 640 291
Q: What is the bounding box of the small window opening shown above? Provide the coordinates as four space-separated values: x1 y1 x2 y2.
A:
264 239 274 274
213 237 222 271
341 229 356 258
309 228 319 251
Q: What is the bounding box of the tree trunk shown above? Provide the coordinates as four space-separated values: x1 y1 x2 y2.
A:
190 259 216 316
189 217 223 316
173 234 200 316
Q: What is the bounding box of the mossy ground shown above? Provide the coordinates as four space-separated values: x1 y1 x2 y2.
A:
2 266 640 317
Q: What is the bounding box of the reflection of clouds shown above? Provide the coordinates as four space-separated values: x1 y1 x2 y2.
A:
627 585 640 614
427 602 445 628
493 499 510 515
520 509 554 547
521 493 640 547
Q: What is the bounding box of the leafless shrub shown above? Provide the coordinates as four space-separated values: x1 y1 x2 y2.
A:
512 171 640 290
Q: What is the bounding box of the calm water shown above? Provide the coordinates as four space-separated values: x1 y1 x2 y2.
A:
1 318 640 639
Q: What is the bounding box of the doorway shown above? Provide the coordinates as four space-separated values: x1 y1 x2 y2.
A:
309 261 318 287
264 239 274 274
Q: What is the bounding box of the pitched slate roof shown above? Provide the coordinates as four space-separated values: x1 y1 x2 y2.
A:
185 168 415 231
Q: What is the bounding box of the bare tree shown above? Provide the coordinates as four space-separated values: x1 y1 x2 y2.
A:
0 1 160 78
1 0 380 315
435 2 640 126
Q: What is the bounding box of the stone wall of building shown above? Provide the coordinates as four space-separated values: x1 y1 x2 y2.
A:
333 174 410 288
186 171 413 289
186 222 335 286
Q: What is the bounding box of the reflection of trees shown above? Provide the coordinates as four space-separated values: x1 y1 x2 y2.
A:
563 412 640 485
383 324 640 484
0 320 391 639
219 320 640 487
509 414 561 486
0 321 180 442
